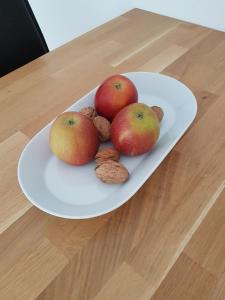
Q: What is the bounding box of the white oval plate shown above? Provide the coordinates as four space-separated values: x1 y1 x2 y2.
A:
18 72 197 219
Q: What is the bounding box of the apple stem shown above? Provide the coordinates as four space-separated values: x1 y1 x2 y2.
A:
136 112 143 120
114 82 122 90
65 119 75 126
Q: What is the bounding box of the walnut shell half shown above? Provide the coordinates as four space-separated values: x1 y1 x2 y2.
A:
95 160 129 184
95 147 120 166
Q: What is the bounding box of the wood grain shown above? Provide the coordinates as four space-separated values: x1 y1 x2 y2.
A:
0 132 32 233
0 238 68 300
151 253 216 300
94 263 148 300
0 8 225 299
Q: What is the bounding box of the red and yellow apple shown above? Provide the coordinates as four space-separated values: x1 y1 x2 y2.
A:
49 112 99 165
95 74 138 121
111 103 160 156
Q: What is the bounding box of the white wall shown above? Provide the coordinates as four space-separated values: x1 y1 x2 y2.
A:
134 0 225 32
29 0 132 50
29 0 225 50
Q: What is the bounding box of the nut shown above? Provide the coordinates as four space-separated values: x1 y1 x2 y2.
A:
79 106 97 120
95 147 120 166
95 160 129 184
93 116 111 142
151 106 164 122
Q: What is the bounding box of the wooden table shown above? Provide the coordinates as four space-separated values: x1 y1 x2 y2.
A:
0 8 225 300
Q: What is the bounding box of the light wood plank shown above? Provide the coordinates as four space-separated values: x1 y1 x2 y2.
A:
184 186 225 277
111 24 178 67
94 263 148 300
0 132 32 233
164 30 225 93
138 45 188 72
0 238 68 300
151 253 216 300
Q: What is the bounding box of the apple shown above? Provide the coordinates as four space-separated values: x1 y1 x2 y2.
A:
111 103 160 156
49 112 99 165
95 74 138 121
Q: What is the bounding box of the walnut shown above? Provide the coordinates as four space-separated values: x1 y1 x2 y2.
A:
93 116 111 142
95 147 120 166
79 106 97 120
95 160 129 184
